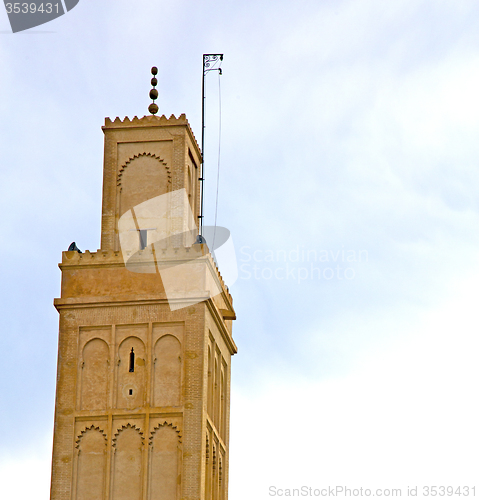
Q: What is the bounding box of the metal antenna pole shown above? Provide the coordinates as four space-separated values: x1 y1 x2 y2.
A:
200 57 206 237
200 54 223 238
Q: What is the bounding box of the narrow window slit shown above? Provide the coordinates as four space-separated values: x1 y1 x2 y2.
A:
139 229 148 250
129 348 135 372
129 389 133 395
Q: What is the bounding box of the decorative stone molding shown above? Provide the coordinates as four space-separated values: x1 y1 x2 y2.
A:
149 421 182 445
102 113 200 151
117 152 171 188
75 425 107 449
112 423 145 448
105 114 188 127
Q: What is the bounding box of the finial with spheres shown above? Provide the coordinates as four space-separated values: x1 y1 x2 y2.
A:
148 67 159 115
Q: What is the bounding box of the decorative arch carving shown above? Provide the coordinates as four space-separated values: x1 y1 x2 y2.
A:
153 334 182 407
117 153 171 188
112 423 145 448
116 153 173 225
80 338 109 411
111 424 144 500
205 429 212 500
75 425 107 449
75 426 107 500
148 422 182 500
116 336 146 409
149 421 182 446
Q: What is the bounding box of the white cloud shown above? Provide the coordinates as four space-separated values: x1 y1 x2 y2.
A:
1 0 479 497
230 269 479 498
0 437 52 500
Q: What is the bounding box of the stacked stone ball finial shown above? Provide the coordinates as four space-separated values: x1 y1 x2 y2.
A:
148 67 159 115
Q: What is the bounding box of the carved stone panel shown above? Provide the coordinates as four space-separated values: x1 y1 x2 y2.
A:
116 336 146 409
80 338 109 411
153 335 181 407
111 425 144 500
149 423 181 500
75 426 107 500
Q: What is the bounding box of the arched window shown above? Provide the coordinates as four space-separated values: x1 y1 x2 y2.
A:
80 338 109 411
129 347 135 372
153 335 181 407
116 337 146 409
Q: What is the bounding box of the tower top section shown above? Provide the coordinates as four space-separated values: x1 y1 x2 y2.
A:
100 112 202 252
102 112 199 148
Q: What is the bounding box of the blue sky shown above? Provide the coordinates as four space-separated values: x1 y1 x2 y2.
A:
1 1 478 498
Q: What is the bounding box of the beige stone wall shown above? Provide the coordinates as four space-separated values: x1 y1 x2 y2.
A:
50 114 236 500
99 114 202 252
51 294 235 500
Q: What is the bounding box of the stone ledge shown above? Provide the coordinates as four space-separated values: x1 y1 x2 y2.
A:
102 113 200 153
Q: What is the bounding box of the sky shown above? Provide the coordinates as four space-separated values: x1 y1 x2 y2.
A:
1 0 479 498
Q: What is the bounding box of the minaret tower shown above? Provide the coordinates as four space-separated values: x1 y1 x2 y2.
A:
50 68 237 500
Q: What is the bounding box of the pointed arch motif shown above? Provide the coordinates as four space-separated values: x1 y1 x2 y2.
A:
116 153 173 224
205 431 211 500
148 422 182 500
206 433 210 462
111 424 144 500
112 422 145 447
148 421 182 445
116 336 146 409
212 444 218 500
219 456 224 500
76 424 108 448
153 334 182 407
80 338 109 410
207 345 213 416
117 153 171 188
75 426 107 500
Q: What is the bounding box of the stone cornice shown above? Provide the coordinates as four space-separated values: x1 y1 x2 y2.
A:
205 299 238 356
53 294 237 356
102 113 201 159
59 248 234 307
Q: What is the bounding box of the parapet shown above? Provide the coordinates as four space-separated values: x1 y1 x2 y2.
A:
102 114 200 153
59 246 233 307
